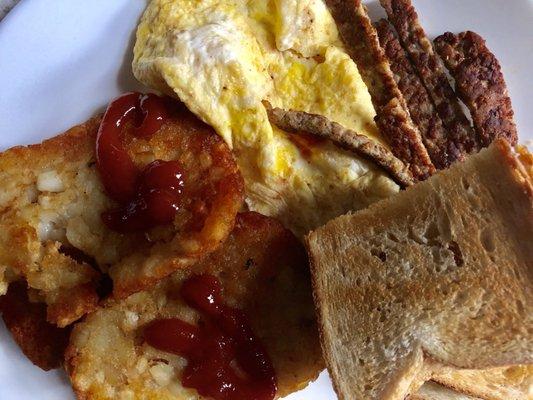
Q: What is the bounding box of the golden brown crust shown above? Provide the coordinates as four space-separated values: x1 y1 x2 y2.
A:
110 105 245 298
265 103 414 187
45 283 99 327
409 381 482 400
0 282 71 370
323 0 435 181
379 0 477 157
434 31 518 147
0 104 244 325
375 19 453 169
431 365 533 400
0 119 103 327
66 212 323 400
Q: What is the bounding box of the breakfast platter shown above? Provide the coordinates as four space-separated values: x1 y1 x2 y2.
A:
0 1 531 400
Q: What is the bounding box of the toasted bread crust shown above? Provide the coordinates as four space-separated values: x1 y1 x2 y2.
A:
265 104 414 187
434 31 518 147
379 0 477 157
410 382 481 400
376 19 453 169
307 139 533 400
324 0 435 181
432 365 533 400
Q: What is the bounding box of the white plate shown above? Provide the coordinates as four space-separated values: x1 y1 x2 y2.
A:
0 0 531 399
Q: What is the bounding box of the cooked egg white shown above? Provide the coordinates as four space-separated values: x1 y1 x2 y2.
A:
133 0 399 236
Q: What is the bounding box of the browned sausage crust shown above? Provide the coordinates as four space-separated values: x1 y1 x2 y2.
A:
434 31 518 147
376 19 453 169
324 0 435 181
265 103 415 187
380 0 478 158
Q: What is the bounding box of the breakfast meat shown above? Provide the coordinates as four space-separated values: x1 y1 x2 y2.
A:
324 0 435 181
379 0 478 157
375 19 452 169
307 139 532 400
0 100 244 326
265 104 415 187
434 31 518 147
0 282 71 370
66 212 323 400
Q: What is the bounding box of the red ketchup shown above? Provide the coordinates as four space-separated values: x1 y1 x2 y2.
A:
96 92 184 232
144 275 278 400
288 132 326 160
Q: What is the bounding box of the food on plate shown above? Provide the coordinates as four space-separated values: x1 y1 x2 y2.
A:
412 365 533 400
0 95 244 324
410 382 480 400
434 31 518 147
0 0 531 398
323 0 435 180
264 103 414 187
0 117 105 326
0 282 71 370
375 19 450 169
66 212 322 400
379 0 477 157
430 365 533 400
307 139 532 400
100 94 244 298
133 0 402 236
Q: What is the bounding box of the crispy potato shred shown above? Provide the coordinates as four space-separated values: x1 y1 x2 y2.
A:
66 212 323 400
0 100 322 399
0 104 244 328
0 1 521 398
108 103 245 298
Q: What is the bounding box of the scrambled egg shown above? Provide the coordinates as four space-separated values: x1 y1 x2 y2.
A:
133 0 399 235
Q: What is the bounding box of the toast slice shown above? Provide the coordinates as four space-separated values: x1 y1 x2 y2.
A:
66 212 323 400
0 103 243 326
307 139 532 400
411 382 481 400
431 365 533 400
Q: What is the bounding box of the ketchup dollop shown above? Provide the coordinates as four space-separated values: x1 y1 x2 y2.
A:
144 275 277 400
96 92 184 232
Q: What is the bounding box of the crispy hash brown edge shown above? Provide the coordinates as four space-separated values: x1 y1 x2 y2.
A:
65 212 323 400
0 117 103 327
109 105 245 299
1 282 71 370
